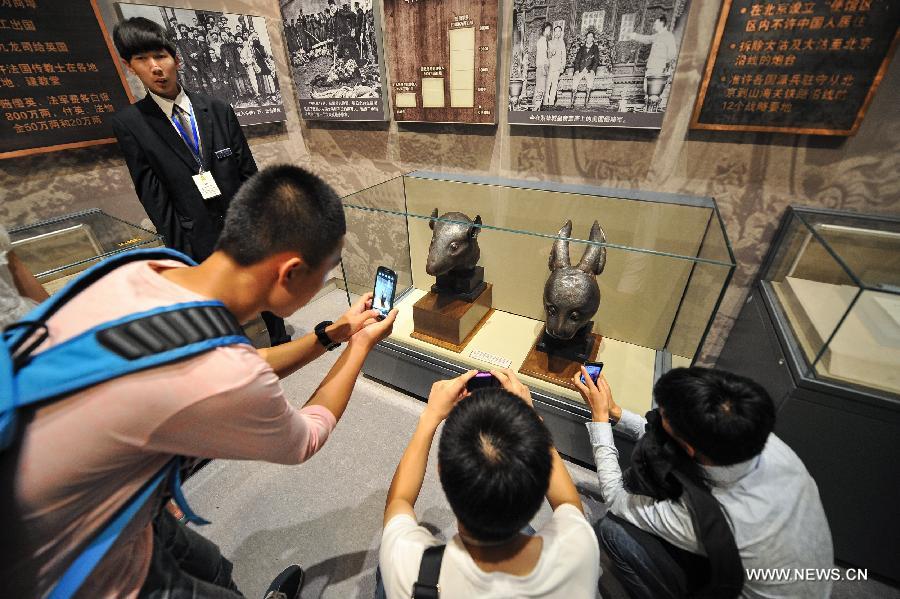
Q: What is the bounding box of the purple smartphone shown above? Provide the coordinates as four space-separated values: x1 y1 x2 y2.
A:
466 371 501 392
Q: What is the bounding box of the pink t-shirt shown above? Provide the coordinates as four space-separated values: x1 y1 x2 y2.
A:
0 260 337 598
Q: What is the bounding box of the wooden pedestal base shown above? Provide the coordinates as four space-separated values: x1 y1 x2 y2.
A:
411 284 493 353
519 331 602 390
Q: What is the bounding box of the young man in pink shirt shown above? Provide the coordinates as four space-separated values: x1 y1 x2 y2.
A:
0 164 397 599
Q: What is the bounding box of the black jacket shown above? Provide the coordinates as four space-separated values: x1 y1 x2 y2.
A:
573 44 600 73
111 90 257 260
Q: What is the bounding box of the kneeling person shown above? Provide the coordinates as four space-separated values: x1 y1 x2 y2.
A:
574 367 833 599
379 370 600 598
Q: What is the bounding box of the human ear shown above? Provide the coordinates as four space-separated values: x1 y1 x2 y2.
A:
660 414 696 457
277 256 305 285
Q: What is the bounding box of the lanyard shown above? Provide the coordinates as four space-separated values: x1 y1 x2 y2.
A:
170 105 203 171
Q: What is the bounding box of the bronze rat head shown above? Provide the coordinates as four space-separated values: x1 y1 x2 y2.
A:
425 209 482 276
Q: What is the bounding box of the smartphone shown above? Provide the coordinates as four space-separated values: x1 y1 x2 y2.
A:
580 361 604 385
466 371 501 392
372 266 397 320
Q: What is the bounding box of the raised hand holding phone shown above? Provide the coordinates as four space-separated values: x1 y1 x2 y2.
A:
425 370 478 423
329 292 380 343
573 367 620 423
490 368 533 407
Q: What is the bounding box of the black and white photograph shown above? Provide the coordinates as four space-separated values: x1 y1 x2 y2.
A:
116 3 286 126
280 0 386 121
508 0 692 128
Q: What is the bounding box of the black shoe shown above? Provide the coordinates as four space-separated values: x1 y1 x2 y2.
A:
263 565 305 599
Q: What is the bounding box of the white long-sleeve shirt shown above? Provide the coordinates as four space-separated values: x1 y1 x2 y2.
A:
587 410 834 598
535 35 549 69
631 30 677 74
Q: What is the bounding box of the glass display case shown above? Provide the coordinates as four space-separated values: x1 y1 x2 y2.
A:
341 171 735 462
7 209 162 295
7 209 276 348
760 208 900 396
717 206 899 580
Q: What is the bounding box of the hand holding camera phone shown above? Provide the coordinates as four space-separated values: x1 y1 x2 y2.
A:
465 371 501 392
372 266 397 320
580 361 604 385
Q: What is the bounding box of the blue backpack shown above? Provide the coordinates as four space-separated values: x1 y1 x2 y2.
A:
1 247 251 598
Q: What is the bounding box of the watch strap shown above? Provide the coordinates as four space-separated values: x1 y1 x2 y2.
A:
314 320 340 350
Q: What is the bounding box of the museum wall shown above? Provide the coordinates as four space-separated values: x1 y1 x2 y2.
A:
1 0 898 362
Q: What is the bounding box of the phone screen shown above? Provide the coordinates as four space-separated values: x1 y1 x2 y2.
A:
466 371 500 392
373 267 397 319
581 362 604 385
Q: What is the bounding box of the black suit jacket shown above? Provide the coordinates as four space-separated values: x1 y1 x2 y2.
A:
111 90 257 260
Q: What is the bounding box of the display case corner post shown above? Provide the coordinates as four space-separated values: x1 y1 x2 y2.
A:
688 259 735 367
754 205 798 288
339 259 352 306
710 198 735 267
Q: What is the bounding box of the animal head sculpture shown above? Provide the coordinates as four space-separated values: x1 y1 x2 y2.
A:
543 220 607 340
425 209 483 276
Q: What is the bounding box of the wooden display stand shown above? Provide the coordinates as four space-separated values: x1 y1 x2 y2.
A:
411 284 493 353
519 330 602 391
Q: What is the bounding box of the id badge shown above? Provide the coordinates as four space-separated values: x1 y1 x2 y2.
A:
193 171 221 200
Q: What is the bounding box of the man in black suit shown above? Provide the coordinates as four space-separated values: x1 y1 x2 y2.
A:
111 17 290 346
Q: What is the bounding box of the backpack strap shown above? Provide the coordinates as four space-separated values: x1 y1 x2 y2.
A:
11 301 248 409
4 248 195 353
673 472 744 598
2 249 196 443
412 544 446 599
47 458 179 599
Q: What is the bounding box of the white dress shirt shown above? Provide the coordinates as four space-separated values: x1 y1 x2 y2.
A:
148 88 202 164
148 87 193 128
587 410 834 598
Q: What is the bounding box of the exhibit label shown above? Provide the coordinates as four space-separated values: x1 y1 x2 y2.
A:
0 0 132 159
691 0 900 136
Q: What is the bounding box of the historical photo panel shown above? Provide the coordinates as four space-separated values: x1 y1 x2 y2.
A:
280 0 386 121
116 3 286 126
383 0 499 124
508 0 693 128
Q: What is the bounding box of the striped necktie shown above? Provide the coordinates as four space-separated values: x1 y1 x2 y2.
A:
173 104 199 157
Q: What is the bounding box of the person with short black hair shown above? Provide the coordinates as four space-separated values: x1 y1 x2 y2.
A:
2 164 398 599
570 30 599 108
378 369 600 598
574 367 833 599
111 17 290 346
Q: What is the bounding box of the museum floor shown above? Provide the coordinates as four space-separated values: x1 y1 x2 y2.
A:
182 289 900 599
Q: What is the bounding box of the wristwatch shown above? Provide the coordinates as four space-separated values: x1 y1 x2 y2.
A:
314 320 340 351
